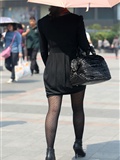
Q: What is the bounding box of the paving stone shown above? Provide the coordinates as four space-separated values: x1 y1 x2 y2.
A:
1 53 119 160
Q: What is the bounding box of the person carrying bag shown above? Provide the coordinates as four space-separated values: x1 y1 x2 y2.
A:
1 32 16 58
3 23 22 83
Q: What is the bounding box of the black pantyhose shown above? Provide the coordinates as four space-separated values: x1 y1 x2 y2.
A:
71 91 85 141
45 95 63 148
45 90 85 148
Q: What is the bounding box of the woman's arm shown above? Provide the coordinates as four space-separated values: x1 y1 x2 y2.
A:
38 20 48 65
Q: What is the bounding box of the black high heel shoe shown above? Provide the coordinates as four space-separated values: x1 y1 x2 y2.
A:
73 140 86 158
45 148 56 160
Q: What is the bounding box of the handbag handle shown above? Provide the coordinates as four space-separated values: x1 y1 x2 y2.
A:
77 46 96 57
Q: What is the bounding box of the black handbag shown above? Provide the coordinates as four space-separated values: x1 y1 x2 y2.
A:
70 49 111 86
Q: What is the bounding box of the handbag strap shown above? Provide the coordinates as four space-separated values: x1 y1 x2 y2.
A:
10 32 17 47
77 46 96 57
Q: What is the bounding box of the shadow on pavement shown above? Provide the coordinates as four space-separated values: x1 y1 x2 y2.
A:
71 140 119 160
1 90 26 94
16 80 40 83
0 121 27 127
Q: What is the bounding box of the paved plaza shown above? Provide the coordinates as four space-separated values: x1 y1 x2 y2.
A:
0 52 120 160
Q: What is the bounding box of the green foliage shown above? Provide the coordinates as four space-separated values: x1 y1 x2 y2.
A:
111 23 120 34
88 24 102 30
88 23 119 47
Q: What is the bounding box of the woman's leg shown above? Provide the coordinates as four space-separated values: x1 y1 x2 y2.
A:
5 56 12 72
11 53 19 80
71 90 86 157
45 95 63 148
70 90 86 141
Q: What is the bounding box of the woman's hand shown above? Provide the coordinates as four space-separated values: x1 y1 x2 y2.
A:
19 53 23 58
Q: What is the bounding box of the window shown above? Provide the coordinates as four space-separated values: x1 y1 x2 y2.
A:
97 8 114 19
117 4 120 20
0 8 3 16
4 6 38 23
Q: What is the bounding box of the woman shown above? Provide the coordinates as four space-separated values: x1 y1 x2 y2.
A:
4 23 22 83
38 6 90 160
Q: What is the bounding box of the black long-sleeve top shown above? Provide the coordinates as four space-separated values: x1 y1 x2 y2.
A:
38 13 90 65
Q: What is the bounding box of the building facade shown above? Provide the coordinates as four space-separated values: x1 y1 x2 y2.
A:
74 4 120 26
0 0 40 25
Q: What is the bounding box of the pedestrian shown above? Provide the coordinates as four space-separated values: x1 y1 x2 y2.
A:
2 27 7 38
0 32 3 52
98 39 103 52
111 36 120 59
103 38 110 51
38 6 91 160
86 32 92 46
1 27 7 48
22 16 40 75
86 31 96 54
4 23 22 83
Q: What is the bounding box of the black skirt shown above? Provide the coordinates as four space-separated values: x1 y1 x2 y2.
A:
43 49 86 97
